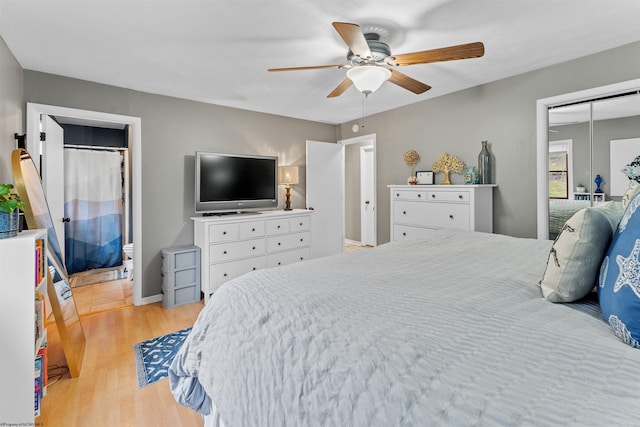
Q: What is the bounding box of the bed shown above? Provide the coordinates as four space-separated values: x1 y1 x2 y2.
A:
170 228 640 427
548 199 592 237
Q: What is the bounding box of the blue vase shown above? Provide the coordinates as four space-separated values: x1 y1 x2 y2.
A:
0 210 19 239
594 174 603 193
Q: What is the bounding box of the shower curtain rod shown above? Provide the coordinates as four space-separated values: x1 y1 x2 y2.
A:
64 144 127 152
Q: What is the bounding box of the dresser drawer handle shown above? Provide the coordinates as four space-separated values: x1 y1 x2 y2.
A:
278 262 282 266
277 225 281 229
223 231 227 235
278 242 281 246
252 267 256 271
299 222 303 226
300 257 304 260
403 210 407 215
252 246 256 250
252 228 256 232
449 215 454 219
417 194 422 198
223 250 227 254
223 273 227 277
431 194 436 198
300 238 303 242
458 194 463 199
396 193 400 197
403 232 407 236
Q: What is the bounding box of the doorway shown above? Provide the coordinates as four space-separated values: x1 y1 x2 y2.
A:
305 134 377 258
26 103 144 306
340 133 377 248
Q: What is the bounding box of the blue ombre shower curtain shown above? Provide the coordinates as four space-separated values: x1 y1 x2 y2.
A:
64 149 123 275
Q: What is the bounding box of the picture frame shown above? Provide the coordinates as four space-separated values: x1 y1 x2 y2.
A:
416 170 434 185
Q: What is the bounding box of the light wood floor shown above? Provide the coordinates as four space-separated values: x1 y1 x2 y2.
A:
344 241 374 253
72 278 134 315
39 300 205 426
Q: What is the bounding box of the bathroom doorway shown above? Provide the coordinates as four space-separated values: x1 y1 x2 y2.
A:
26 103 144 307
46 120 133 313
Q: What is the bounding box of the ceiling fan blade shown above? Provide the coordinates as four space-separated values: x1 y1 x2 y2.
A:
327 78 353 98
332 22 372 59
389 42 485 66
388 70 431 94
268 64 346 72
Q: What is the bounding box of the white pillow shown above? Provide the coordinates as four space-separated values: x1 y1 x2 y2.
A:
592 201 624 233
540 207 614 303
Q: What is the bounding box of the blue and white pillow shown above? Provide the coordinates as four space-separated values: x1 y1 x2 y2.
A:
598 191 640 348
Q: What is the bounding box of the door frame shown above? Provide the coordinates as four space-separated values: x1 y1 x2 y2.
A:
360 145 375 246
338 133 377 247
26 103 145 306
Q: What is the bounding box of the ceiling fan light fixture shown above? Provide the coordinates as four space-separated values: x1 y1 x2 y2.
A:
347 66 391 95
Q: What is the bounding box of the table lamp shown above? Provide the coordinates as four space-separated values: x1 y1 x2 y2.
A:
278 165 299 211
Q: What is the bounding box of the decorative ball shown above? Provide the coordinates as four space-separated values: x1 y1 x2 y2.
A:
403 149 420 167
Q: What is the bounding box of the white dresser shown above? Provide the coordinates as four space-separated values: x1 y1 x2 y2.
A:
193 209 313 302
389 185 496 241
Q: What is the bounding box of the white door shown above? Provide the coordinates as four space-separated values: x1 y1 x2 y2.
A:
40 115 66 260
360 146 376 246
306 140 344 258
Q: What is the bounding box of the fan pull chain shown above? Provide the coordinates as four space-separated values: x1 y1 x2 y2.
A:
361 92 369 129
352 92 369 133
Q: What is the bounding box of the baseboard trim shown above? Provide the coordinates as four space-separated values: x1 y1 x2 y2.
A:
138 294 163 306
345 239 362 246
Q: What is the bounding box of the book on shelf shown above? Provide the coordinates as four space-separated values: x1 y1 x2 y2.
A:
37 345 48 390
34 355 43 416
35 294 45 345
35 238 45 286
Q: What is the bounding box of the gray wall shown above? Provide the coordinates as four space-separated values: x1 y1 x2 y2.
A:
592 116 640 195
23 71 337 299
338 41 640 242
551 122 590 192
0 36 23 183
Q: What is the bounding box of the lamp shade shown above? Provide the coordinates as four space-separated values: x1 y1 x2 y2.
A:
346 66 392 94
278 165 299 185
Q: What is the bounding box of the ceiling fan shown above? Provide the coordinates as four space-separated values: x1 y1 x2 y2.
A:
268 22 485 98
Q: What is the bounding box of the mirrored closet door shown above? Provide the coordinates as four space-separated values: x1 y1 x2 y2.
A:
537 80 640 239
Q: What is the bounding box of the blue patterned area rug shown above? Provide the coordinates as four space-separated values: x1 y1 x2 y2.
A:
133 327 192 388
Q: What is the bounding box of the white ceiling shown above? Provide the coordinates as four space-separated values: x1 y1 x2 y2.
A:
1 0 639 125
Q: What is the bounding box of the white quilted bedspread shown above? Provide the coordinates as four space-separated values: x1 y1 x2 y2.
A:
170 229 640 426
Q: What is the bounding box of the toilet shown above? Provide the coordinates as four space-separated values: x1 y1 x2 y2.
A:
123 243 134 280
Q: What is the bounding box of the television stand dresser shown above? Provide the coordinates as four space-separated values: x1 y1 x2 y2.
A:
193 209 313 302
389 184 496 241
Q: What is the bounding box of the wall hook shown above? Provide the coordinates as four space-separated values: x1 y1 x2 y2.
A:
14 133 26 149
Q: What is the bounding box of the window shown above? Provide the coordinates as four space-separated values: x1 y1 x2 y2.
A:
549 140 573 199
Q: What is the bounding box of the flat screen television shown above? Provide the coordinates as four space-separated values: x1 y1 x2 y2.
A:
195 151 278 214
